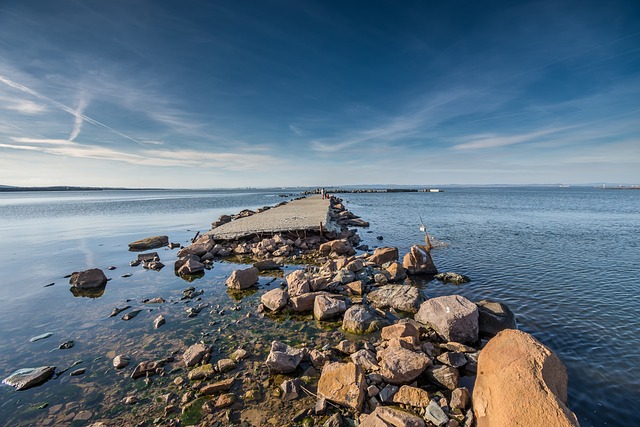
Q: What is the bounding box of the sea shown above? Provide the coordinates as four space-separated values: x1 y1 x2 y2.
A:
0 187 638 426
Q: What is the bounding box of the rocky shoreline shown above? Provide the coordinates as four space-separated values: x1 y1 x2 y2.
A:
3 196 579 427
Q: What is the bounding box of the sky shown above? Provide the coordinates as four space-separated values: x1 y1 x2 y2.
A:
0 0 639 188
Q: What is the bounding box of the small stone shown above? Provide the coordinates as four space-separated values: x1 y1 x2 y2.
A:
231 348 249 361
281 378 303 401
425 400 449 426
426 365 459 390
188 364 215 381
58 340 74 350
70 368 85 376
112 355 130 369
200 378 234 395
121 309 142 321
122 396 138 405
73 410 93 422
217 359 236 373
153 315 165 329
335 340 358 355
437 352 467 368
378 384 399 403
29 333 53 342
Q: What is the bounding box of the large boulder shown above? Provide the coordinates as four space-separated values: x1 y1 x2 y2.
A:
476 299 517 337
377 346 431 385
290 291 330 312
69 268 107 289
318 362 366 411
473 329 580 427
342 305 381 334
285 269 311 296
261 288 289 312
314 295 347 321
225 267 259 289
368 247 399 266
128 235 169 250
265 341 305 374
367 285 425 313
415 295 478 344
402 245 437 275
360 405 426 427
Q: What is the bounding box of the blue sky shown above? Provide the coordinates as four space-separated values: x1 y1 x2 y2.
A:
0 0 639 188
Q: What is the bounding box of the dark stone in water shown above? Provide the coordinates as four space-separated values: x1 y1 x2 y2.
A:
59 340 74 350
122 309 142 321
44 283 55 287
107 266 117 270
29 333 53 342
2 366 56 390
70 368 85 376
121 273 132 278
109 305 131 317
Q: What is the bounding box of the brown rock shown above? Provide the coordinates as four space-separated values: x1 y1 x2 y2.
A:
381 322 420 342
225 267 259 289
368 247 399 266
178 258 205 275
290 291 330 312
402 245 437 275
128 235 169 250
260 288 289 312
360 406 426 427
214 393 235 409
393 385 431 407
285 269 311 296
318 362 366 411
426 365 459 390
201 378 235 395
69 268 107 289
450 387 470 411
314 295 346 321
385 262 407 281
367 284 425 313
473 329 580 427
377 346 431 385
346 280 364 295
415 295 479 344
183 343 208 367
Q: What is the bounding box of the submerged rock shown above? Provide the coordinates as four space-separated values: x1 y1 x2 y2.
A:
29 333 53 342
435 272 470 284
69 268 107 289
154 315 165 329
58 340 74 350
3 366 56 390
128 235 169 250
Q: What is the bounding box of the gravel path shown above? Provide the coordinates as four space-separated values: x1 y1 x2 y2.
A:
206 195 333 240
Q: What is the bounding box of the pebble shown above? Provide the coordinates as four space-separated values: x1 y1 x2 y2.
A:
29 333 53 343
58 340 74 350
70 368 85 376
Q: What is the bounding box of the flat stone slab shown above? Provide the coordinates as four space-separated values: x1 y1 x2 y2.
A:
206 196 333 240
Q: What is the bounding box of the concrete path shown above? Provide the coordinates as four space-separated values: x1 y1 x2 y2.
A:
206 195 333 240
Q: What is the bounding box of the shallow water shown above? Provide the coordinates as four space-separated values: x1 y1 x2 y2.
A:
0 187 638 426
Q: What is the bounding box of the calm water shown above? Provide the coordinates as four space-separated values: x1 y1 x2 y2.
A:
0 187 638 426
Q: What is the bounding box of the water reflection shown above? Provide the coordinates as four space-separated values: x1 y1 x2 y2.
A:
69 285 106 298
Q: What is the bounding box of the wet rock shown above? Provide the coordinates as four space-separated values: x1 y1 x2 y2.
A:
415 295 479 344
122 396 138 405
360 405 426 427
144 297 165 304
350 349 379 371
201 377 235 394
188 364 215 381
281 378 303 401
253 259 281 270
435 272 470 284
393 385 431 407
314 295 347 321
402 245 437 275
122 309 142 321
377 346 431 385
426 365 459 390
265 341 305 373
131 360 167 379
368 247 398 266
367 284 425 313
261 288 289 312
128 235 169 250
109 305 131 317
473 329 580 427
142 260 164 271
231 348 249 361
425 400 449 426
183 343 208 367
70 368 85 376
286 269 311 296
342 305 381 334
69 268 107 289
73 410 93 422
178 258 205 276
58 340 74 350
154 315 165 329
112 355 130 369
225 267 259 289
217 359 236 373
437 352 467 368
29 333 53 342
450 387 470 411
318 362 366 411
476 299 517 337
2 366 56 390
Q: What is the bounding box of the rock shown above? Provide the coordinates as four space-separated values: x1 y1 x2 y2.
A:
230 348 249 361
473 329 580 427
377 346 431 385
29 333 53 342
178 258 205 276
217 359 237 373
319 239 352 256
286 269 311 296
435 272 470 284
153 315 165 329
2 366 56 390
346 280 364 295
128 235 169 250
342 305 381 334
402 245 437 275
112 354 130 369
73 410 93 421
215 393 235 409
225 267 259 289
253 259 280 270
318 362 366 411
201 378 234 394
378 384 399 403
70 368 85 376
335 340 358 355
334 270 356 284
265 341 305 373
137 252 160 262
314 295 347 321
360 406 426 427
261 288 289 312
450 387 470 411
144 297 165 304
142 260 164 271
393 385 431 407
415 295 479 344
109 305 131 317
381 322 420 342
58 340 74 349
183 343 208 367
69 268 107 289
122 396 138 405
385 262 407 281
367 285 425 313
281 378 303 401
121 309 142 320
425 400 449 426
476 299 517 337
131 359 167 379
290 291 329 312
368 247 398 266
437 352 467 368
426 365 459 390
188 364 215 381
350 349 379 371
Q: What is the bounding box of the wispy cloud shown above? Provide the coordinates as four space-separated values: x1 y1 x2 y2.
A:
452 127 571 150
289 124 303 135
5 99 47 114
69 96 88 141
